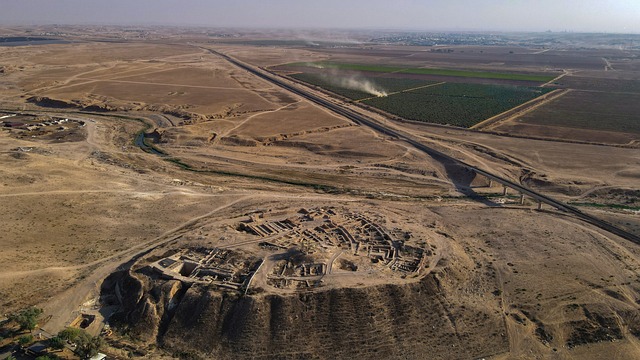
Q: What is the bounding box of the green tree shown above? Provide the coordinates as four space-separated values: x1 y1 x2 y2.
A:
57 327 82 342
49 336 65 351
18 334 33 346
74 332 103 359
9 307 43 331
6 355 17 360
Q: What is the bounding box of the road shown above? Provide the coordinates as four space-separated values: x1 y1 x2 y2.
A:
206 48 640 245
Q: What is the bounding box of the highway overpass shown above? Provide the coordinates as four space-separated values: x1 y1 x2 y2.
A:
207 48 640 245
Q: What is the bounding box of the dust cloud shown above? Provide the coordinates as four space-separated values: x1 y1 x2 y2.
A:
304 62 388 97
339 76 388 97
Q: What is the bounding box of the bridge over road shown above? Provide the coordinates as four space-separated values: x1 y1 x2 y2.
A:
207 48 640 246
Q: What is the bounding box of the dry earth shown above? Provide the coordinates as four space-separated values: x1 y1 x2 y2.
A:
0 30 639 359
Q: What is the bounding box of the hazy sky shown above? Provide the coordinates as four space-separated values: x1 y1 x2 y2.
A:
2 0 639 33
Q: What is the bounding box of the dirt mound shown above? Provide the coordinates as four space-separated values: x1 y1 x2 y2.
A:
520 171 598 196
566 304 624 348
109 268 507 360
26 95 208 122
584 187 640 207
219 136 259 147
616 169 640 179
523 177 583 196
271 140 334 153
27 95 126 112
27 96 77 109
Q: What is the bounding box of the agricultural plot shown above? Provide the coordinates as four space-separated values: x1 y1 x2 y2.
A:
556 76 640 93
290 72 438 100
515 90 640 134
290 71 553 127
363 83 553 127
291 62 556 83
290 72 370 99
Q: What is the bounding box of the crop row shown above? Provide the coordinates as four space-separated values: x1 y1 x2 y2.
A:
519 111 640 134
293 62 556 83
363 83 553 128
517 90 640 133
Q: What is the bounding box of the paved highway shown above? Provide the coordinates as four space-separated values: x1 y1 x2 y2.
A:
208 49 640 245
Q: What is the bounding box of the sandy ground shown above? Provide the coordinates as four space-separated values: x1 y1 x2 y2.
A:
0 35 638 359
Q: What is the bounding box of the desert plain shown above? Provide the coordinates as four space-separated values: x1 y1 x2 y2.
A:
0 26 639 359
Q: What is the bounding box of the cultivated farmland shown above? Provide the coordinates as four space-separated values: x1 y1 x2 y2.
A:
488 90 640 143
3 27 640 360
288 70 553 127
364 82 552 127
289 72 438 100
516 91 640 133
294 62 556 83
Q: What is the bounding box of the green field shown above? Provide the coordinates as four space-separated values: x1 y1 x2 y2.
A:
289 73 438 100
291 62 556 83
289 71 553 128
362 83 553 127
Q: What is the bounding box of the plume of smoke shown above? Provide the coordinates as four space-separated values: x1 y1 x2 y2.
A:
304 62 325 69
313 66 387 97
339 76 387 97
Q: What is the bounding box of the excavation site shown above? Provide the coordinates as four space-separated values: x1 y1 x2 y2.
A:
1 9 640 360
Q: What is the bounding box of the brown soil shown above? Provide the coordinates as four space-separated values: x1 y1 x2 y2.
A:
1 29 639 360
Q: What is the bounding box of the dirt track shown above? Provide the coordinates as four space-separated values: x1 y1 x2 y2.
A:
40 194 251 333
1 32 639 359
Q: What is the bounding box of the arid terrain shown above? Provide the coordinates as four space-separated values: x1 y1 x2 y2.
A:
1 26 639 359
